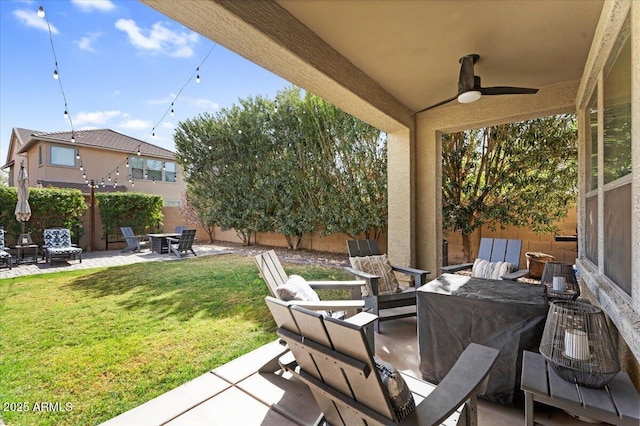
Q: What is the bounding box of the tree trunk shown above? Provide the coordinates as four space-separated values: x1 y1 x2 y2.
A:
462 232 473 263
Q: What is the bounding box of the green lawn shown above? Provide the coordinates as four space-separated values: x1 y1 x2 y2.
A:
0 254 351 426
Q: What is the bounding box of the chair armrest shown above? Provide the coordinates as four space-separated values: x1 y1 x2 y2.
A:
391 265 430 286
343 312 377 328
165 237 179 243
306 280 366 289
344 267 380 296
286 300 365 311
410 343 500 425
501 268 529 281
440 263 474 274
307 280 365 301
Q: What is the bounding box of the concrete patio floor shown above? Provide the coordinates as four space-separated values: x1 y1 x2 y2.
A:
101 316 601 426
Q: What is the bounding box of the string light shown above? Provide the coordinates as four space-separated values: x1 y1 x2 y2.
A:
37 5 45 18
76 150 80 160
53 68 59 80
116 167 119 176
137 146 141 156
64 110 68 119
79 162 84 171
196 67 200 83
126 157 129 168
108 174 111 182
70 133 75 143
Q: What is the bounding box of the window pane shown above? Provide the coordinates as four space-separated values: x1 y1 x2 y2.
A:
603 35 631 184
164 162 176 182
604 183 631 295
131 157 144 179
146 159 162 181
586 92 598 191
51 146 75 166
585 195 598 265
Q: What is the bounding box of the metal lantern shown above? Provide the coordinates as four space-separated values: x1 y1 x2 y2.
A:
540 262 580 301
540 301 620 388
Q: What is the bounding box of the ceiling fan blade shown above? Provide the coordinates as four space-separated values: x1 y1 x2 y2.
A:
415 95 458 113
458 54 478 93
480 86 539 95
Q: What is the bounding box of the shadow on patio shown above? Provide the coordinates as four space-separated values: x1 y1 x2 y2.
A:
101 315 593 426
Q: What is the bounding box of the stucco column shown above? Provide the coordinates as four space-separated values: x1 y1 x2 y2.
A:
387 127 414 267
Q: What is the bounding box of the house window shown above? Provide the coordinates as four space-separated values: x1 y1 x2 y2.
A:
38 145 43 165
146 159 163 181
583 18 632 296
164 162 176 182
50 146 76 167
130 157 144 180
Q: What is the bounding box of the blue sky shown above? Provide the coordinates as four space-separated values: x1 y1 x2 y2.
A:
0 0 291 163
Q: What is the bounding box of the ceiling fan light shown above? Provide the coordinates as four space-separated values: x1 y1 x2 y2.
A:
458 90 482 104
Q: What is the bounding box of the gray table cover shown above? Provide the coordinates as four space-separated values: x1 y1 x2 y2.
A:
417 273 548 405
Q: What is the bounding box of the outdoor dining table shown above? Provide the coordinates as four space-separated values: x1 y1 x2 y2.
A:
146 233 180 254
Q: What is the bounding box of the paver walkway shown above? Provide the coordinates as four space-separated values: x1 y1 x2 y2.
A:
0 243 236 280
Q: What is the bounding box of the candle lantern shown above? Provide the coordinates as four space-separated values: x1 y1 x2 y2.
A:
540 262 580 301
539 300 620 388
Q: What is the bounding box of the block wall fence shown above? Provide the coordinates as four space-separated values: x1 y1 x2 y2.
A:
80 200 578 269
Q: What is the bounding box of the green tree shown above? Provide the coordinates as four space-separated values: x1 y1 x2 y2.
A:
442 114 578 261
174 86 387 248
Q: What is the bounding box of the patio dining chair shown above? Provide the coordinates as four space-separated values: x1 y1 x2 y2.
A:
266 296 500 426
166 229 197 258
345 239 430 333
0 228 12 270
254 250 366 320
440 237 529 280
43 228 82 264
120 227 149 253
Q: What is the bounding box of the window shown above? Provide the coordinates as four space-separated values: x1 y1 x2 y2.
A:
164 162 176 182
146 159 163 182
130 157 144 180
38 145 43 165
50 146 75 167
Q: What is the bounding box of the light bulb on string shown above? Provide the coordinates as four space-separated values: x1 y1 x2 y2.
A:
76 150 80 160
37 5 45 18
101 179 105 187
126 157 129 168
131 180 135 187
116 167 119 176
71 133 76 143
170 103 175 116
152 129 156 137
137 146 141 156
108 174 111 182
64 110 68 119
79 162 84 171
162 162 166 171
196 67 200 83
53 69 59 80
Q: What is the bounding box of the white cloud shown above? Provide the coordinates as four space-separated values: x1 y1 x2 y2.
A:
148 94 174 105
115 19 198 58
118 119 153 130
70 0 115 12
193 98 220 110
161 122 175 129
74 110 123 126
74 32 102 53
13 9 58 34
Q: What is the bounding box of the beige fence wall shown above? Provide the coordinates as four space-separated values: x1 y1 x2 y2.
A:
80 200 575 268
443 206 578 268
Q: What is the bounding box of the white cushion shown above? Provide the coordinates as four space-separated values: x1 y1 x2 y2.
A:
276 275 320 302
349 255 400 296
471 259 513 280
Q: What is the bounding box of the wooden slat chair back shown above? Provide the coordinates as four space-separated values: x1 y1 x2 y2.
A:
120 227 148 253
254 250 289 297
266 296 500 426
256 250 366 319
345 239 430 333
167 229 197 258
441 238 529 280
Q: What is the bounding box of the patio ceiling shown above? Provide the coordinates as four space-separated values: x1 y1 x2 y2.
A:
142 0 604 132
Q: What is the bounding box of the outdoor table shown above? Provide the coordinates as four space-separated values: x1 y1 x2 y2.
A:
146 233 180 254
521 350 640 426
417 273 548 405
14 244 39 264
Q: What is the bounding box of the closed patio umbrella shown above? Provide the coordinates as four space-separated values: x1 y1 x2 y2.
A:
15 163 31 232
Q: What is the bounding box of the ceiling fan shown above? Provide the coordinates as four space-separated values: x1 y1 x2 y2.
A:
417 54 538 113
